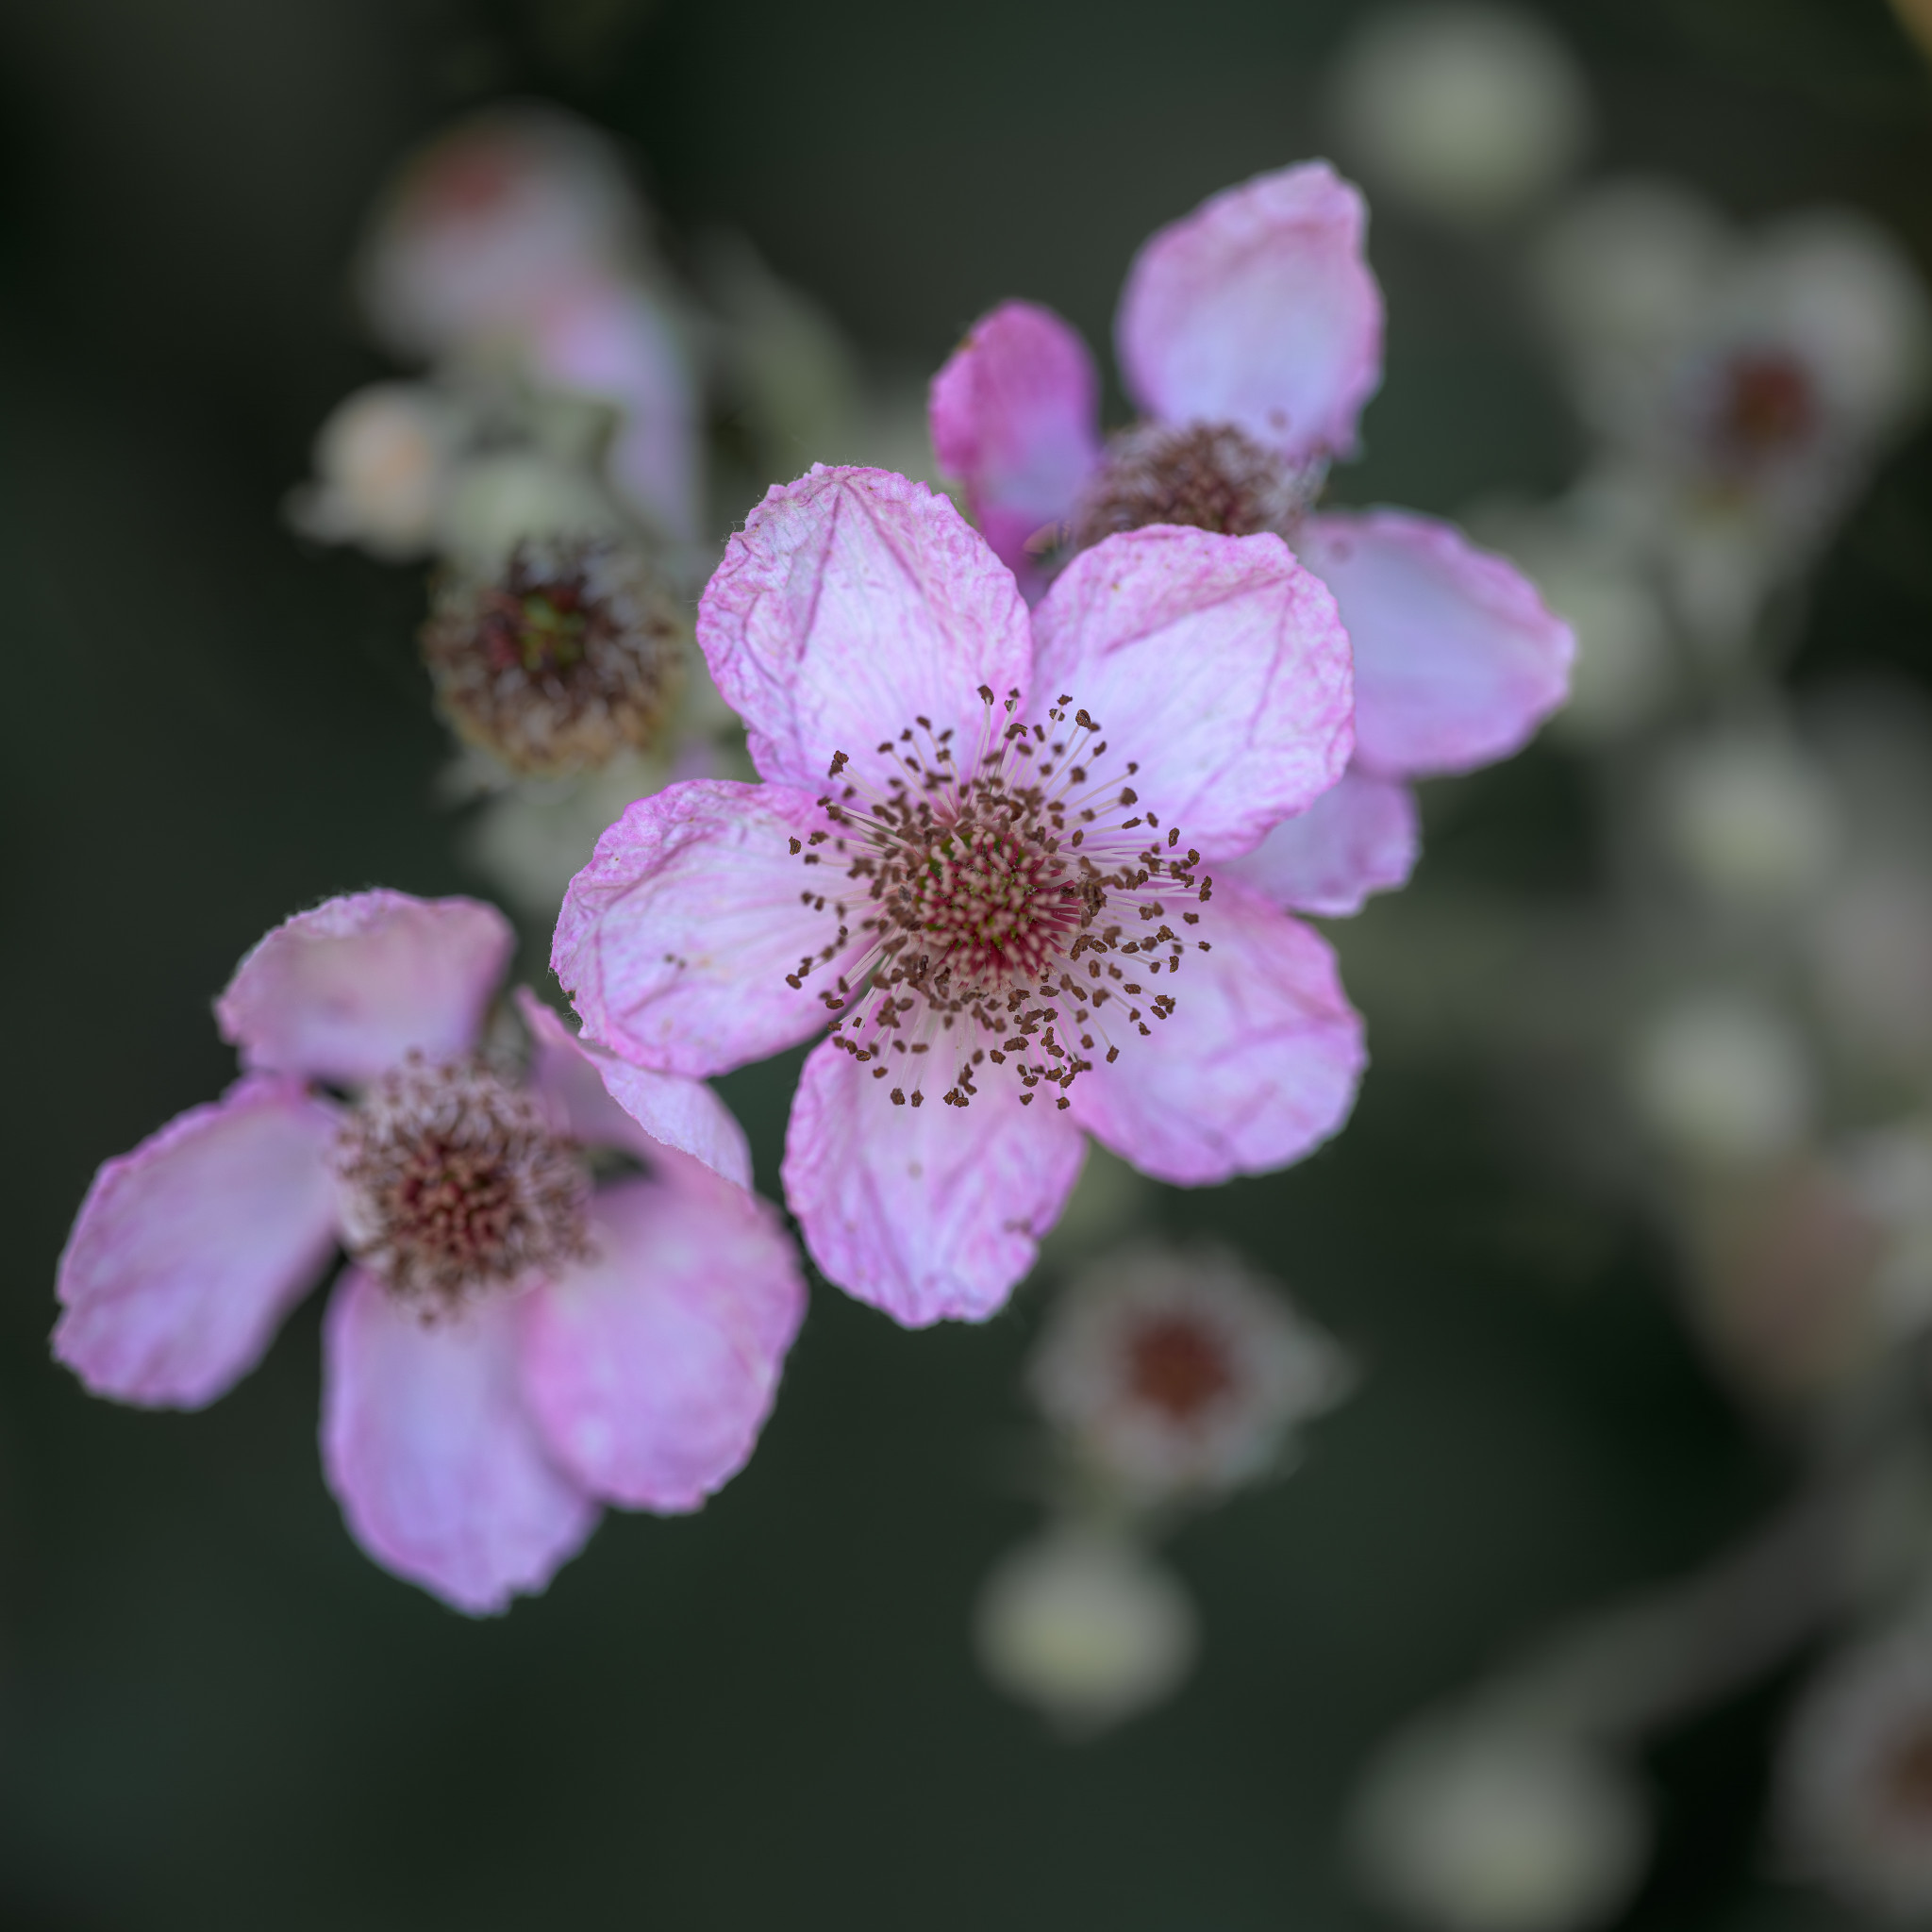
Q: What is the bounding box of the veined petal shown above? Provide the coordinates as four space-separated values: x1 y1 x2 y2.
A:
696 466 1034 792
321 1271 598 1616
1117 162 1384 464
553 780 844 1078
54 1076 341 1408
782 1040 1085 1326
518 1172 805 1511
928 301 1101 593
217 891 513 1085
1220 769 1419 917
516 990 753 1189
1070 880 1363 1184
1299 510 1574 778
1029 525 1354 858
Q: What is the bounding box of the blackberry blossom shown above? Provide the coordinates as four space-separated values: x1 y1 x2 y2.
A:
555 465 1364 1326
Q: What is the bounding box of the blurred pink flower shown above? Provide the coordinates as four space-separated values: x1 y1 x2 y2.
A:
554 464 1366 1327
929 162 1573 917
55 891 803 1615
357 107 702 543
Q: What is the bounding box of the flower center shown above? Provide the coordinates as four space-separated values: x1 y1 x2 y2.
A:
335 1056 591 1316
787 690 1215 1110
1068 421 1323 557
1710 350 1816 466
420 536 684 776
1124 1313 1236 1424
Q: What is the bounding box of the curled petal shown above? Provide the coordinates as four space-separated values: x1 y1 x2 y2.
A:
1221 769 1419 917
782 1041 1086 1326
519 1173 805 1511
217 891 513 1085
553 779 843 1078
1117 162 1384 463
928 301 1102 593
1299 510 1574 778
1071 880 1364 1184
516 990 752 1188
54 1076 341 1408
696 466 1034 791
1029 525 1353 857
321 1271 598 1616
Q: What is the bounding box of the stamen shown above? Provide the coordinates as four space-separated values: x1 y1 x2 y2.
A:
335 1055 591 1317
790 692 1210 1106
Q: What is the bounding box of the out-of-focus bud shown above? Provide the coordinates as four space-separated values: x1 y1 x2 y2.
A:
1329 5 1591 225
286 381 457 560
1810 865 1932 1080
421 535 685 778
1028 1242 1350 1505
1657 729 1840 909
1683 1158 1882 1398
434 449 628 573
1350 1716 1650 1932
1628 992 1813 1170
358 106 642 360
973 1524 1197 1735
1842 1123 1932 1338
1779 1626 1932 1918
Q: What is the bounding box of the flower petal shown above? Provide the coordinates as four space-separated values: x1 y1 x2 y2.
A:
1028 525 1354 857
321 1271 598 1615
53 1076 341 1409
782 1040 1086 1326
217 891 514 1085
1220 768 1419 917
518 1173 805 1511
1116 162 1384 463
515 989 753 1189
927 301 1102 593
1299 510 1574 778
695 465 1034 791
552 779 843 1078
1070 880 1364 1184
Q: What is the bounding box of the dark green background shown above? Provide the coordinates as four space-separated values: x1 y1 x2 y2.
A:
3 0 1929 1924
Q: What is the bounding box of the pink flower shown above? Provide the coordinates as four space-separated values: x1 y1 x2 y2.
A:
55 891 803 1615
554 464 1366 1327
929 161 1573 918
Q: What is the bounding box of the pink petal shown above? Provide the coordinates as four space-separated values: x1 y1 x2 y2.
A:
1070 879 1364 1184
530 283 702 544
552 780 843 1078
516 989 753 1189
927 301 1102 592
517 1173 805 1511
321 1271 598 1615
217 891 514 1086
54 1076 341 1409
781 1040 1086 1326
1028 525 1354 858
695 466 1034 792
1298 510 1574 778
1220 769 1419 917
1117 162 1384 463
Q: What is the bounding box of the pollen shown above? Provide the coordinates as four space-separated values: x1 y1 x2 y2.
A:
793 692 1212 1107
420 535 685 776
1068 421 1322 555
334 1055 592 1316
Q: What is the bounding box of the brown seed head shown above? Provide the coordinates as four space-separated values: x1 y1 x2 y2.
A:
1069 421 1318 556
